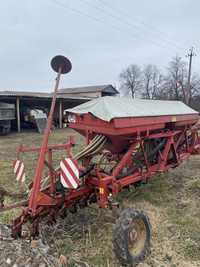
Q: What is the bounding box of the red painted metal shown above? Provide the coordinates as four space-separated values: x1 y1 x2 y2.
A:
1 58 200 239
68 113 199 136
28 55 72 215
17 140 75 153
28 68 62 214
7 117 200 235
4 113 200 238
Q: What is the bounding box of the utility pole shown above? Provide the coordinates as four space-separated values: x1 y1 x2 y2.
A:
186 47 196 105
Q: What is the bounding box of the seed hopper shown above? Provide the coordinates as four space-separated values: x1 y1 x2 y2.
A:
1 55 200 266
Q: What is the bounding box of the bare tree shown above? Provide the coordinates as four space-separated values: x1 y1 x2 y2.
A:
119 64 142 98
162 56 187 101
118 55 200 111
142 65 162 99
188 73 200 108
190 74 200 97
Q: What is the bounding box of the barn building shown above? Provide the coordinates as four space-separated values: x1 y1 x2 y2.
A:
0 84 118 132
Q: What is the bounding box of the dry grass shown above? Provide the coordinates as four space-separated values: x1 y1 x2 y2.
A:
0 129 200 267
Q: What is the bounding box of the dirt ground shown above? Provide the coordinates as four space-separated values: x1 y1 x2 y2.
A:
0 129 200 267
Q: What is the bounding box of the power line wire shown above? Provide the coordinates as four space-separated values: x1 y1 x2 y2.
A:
51 0 183 54
80 0 185 51
97 0 190 51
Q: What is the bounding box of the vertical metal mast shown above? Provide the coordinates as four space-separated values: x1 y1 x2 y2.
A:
29 55 72 214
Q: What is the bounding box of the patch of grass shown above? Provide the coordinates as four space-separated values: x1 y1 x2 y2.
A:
183 239 200 261
186 176 200 193
0 160 18 191
171 212 199 238
0 208 21 224
54 238 74 255
41 208 116 267
127 173 176 207
163 172 200 263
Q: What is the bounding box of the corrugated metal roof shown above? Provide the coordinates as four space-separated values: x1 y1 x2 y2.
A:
58 84 119 94
58 94 91 100
0 91 91 100
0 91 52 98
0 84 118 99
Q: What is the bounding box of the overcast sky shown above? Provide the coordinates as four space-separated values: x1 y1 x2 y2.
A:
0 0 199 92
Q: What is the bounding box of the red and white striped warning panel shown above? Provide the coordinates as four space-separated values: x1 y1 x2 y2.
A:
13 160 26 183
60 158 80 189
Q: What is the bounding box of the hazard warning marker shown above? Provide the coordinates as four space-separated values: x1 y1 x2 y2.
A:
60 158 80 189
13 159 26 183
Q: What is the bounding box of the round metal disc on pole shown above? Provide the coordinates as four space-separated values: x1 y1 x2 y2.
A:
51 55 72 74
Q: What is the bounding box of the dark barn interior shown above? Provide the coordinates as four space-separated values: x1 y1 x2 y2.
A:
0 85 118 132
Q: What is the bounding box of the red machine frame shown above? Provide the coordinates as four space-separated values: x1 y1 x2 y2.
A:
8 118 200 238
0 55 199 244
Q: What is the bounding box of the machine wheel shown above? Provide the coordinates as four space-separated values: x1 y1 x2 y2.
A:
113 208 151 266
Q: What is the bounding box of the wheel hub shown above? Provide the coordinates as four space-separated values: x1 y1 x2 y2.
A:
129 228 138 243
128 219 146 257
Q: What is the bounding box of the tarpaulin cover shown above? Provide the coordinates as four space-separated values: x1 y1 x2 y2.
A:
65 96 198 122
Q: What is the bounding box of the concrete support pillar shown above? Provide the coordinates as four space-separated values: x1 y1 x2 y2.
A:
59 99 63 129
16 96 21 133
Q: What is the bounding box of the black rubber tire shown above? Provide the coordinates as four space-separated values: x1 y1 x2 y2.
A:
113 208 151 266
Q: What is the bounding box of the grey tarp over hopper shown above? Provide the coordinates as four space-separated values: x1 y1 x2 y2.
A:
65 96 198 122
